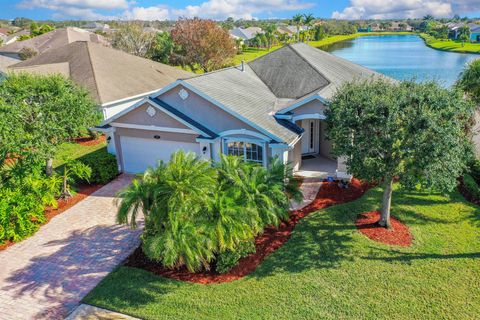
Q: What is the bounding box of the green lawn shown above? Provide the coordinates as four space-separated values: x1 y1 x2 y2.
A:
84 185 480 319
53 141 107 169
420 33 480 54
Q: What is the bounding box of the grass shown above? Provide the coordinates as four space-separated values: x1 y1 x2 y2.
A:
53 140 107 169
420 33 480 54
84 185 480 319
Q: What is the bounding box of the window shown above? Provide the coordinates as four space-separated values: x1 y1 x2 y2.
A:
226 141 263 163
309 121 314 149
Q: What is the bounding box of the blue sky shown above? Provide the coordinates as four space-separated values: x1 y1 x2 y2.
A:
1 0 479 21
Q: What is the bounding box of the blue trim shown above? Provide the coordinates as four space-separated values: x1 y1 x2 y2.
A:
149 97 218 138
275 118 304 135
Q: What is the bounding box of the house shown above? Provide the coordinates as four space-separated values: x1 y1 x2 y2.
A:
277 25 306 36
468 23 480 42
229 27 263 44
2 29 29 46
0 27 109 60
8 41 193 121
81 22 111 33
387 21 413 32
96 43 387 177
0 28 9 44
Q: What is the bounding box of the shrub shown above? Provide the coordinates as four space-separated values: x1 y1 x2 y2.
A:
215 240 256 274
0 171 60 243
469 160 480 184
78 148 118 184
118 151 298 273
463 173 480 200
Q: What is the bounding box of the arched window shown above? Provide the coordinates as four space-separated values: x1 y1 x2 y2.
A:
225 141 264 163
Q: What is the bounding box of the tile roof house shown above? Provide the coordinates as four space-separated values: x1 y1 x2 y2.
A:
98 43 387 177
8 41 193 119
81 22 111 33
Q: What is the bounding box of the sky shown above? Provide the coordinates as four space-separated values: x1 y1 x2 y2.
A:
0 0 479 21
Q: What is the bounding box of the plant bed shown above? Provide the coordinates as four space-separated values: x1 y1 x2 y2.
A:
73 135 106 146
0 183 104 251
124 178 371 284
356 211 412 246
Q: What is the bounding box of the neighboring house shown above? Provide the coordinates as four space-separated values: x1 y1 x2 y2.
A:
277 25 306 36
97 43 387 177
81 22 111 33
369 23 382 32
2 29 29 46
8 41 193 122
229 27 263 44
0 28 9 45
0 27 109 60
469 23 480 42
387 21 413 32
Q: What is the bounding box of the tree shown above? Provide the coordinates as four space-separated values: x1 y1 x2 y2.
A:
303 13 315 42
148 32 174 64
0 73 101 175
436 25 450 40
292 14 304 42
111 22 156 57
171 18 236 72
30 22 53 37
262 23 277 50
458 25 471 47
326 79 474 228
457 59 480 105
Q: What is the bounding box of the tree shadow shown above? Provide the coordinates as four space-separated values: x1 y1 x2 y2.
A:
362 247 480 265
2 224 142 319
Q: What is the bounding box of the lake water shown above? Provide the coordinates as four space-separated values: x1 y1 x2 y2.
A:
320 35 479 87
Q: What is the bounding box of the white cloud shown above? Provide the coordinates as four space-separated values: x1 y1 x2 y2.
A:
332 0 453 19
123 6 170 21
332 0 479 20
171 0 315 20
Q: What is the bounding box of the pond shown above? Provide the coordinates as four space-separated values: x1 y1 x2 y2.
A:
320 35 478 87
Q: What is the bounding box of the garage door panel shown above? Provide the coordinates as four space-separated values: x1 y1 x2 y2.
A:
120 136 200 173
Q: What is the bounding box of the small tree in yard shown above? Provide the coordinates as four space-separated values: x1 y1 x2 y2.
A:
59 159 91 198
457 59 480 105
0 73 101 175
171 18 236 72
326 79 474 228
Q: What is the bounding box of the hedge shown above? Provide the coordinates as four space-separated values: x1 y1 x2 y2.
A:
78 148 118 184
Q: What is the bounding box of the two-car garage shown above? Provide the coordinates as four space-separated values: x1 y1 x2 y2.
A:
119 136 201 173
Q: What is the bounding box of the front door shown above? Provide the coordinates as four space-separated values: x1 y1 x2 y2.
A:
301 119 318 154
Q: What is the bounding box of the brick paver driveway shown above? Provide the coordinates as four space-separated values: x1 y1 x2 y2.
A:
0 174 142 320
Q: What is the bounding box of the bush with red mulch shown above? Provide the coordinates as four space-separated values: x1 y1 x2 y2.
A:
0 184 103 251
356 211 412 247
125 178 372 284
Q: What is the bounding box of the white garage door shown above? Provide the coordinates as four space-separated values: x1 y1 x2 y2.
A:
120 136 201 173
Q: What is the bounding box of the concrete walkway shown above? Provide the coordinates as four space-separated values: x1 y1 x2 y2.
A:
0 175 142 320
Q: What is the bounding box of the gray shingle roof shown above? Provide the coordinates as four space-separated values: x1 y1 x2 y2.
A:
183 64 299 143
249 45 330 99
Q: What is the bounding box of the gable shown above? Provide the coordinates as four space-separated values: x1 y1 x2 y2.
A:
158 85 265 137
114 102 190 129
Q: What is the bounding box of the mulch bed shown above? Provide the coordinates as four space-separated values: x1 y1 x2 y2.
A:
73 135 106 146
125 178 372 284
0 183 104 251
356 211 412 247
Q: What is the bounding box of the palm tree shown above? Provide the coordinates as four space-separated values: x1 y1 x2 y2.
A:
457 59 480 104
458 25 471 47
263 23 277 50
292 14 304 42
303 13 315 42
